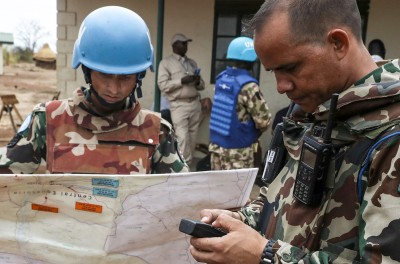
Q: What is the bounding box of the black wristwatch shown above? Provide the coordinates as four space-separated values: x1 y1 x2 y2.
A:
260 239 276 264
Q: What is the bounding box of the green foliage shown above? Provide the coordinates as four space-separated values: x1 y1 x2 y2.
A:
2 47 6 65
2 47 16 65
11 46 34 63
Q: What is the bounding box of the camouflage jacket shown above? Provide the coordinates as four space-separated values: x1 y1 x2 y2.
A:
240 59 400 263
0 87 189 174
209 81 272 154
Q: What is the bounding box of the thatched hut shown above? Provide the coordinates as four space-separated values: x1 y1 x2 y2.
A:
33 43 56 69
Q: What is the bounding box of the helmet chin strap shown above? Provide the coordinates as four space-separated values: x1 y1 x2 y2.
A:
132 71 145 102
82 65 145 107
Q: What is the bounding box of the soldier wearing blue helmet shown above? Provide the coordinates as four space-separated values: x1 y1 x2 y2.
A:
209 36 272 170
0 6 188 174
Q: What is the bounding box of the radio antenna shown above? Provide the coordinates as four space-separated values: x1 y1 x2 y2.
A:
323 93 339 143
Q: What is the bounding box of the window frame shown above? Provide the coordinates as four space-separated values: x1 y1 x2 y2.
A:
210 0 263 84
210 0 370 83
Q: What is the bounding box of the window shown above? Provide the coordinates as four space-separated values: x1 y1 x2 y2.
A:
210 0 370 83
211 0 263 83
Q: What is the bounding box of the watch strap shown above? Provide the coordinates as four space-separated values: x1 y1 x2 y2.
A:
260 238 276 264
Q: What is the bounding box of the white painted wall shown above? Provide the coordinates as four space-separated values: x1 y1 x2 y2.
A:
56 0 284 155
57 0 399 160
366 0 400 60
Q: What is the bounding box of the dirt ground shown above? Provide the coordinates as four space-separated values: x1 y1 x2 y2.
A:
0 63 57 144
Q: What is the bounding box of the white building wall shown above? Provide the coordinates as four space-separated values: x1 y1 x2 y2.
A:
56 0 283 154
366 0 400 60
57 0 400 159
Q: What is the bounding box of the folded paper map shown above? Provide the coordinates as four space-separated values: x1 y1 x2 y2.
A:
0 168 257 264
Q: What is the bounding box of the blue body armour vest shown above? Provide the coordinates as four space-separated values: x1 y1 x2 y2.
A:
210 67 258 148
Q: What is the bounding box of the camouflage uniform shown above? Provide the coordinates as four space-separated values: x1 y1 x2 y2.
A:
239 59 400 263
209 81 271 170
0 87 189 174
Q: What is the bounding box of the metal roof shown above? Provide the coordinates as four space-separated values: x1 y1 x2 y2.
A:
0 32 14 44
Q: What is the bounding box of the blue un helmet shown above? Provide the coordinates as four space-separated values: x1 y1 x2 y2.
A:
72 6 154 75
226 36 257 62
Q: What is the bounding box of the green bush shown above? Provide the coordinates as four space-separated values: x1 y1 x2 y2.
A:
11 46 34 63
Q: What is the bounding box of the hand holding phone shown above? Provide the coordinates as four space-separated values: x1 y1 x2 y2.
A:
194 68 201 76
179 218 226 238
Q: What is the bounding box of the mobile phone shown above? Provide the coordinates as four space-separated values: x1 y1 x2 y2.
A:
194 68 201 76
179 218 226 238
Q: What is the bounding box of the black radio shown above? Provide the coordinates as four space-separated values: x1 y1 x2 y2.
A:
293 94 338 206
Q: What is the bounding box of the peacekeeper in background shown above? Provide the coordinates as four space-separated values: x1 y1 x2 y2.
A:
0 6 188 174
209 36 271 170
188 0 400 263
